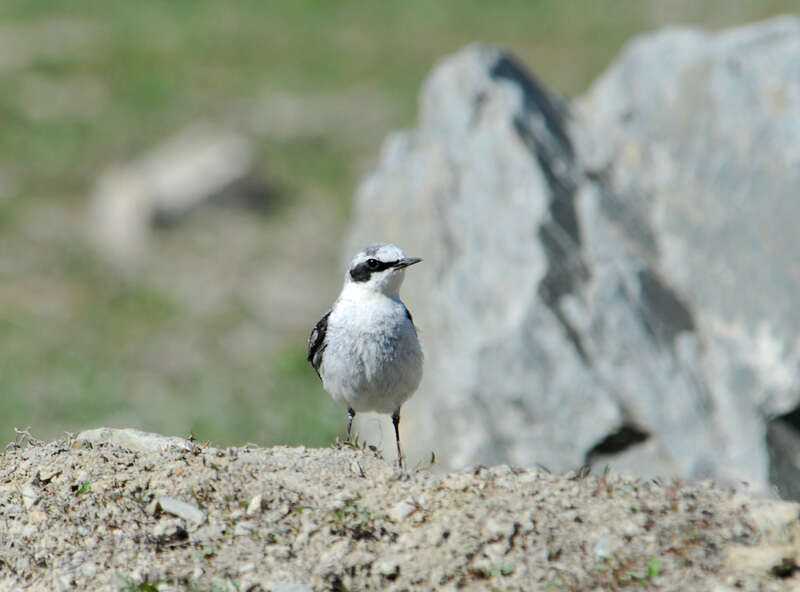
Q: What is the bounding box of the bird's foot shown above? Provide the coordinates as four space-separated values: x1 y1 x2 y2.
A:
393 456 410 480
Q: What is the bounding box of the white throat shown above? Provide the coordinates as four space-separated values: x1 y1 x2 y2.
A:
341 269 405 302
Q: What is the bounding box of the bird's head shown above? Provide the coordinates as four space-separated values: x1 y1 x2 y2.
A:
345 243 421 297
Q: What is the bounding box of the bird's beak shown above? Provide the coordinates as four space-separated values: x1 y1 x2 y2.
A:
393 257 422 269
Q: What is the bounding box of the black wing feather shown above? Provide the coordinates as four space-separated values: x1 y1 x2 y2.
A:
307 310 331 379
404 305 414 325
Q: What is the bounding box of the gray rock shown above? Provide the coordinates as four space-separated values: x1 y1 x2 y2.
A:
578 15 800 492
77 427 195 453
346 18 800 495
767 419 800 500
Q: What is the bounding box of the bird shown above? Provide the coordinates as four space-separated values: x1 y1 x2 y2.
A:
308 243 423 470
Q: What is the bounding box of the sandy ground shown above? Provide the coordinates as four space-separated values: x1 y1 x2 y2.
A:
1 429 799 591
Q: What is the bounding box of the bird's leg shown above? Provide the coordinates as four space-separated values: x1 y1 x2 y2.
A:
346 407 356 443
392 409 403 471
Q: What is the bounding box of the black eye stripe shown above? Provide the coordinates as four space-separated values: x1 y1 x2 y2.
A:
373 259 397 272
349 259 398 282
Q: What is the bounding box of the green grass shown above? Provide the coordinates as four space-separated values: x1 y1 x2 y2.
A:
0 1 795 447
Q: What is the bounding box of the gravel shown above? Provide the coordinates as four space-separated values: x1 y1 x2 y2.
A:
1 431 798 591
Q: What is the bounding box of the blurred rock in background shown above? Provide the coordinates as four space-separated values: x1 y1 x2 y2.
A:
89 125 268 264
346 17 800 496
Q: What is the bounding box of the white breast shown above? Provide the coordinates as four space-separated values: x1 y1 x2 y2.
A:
321 293 423 414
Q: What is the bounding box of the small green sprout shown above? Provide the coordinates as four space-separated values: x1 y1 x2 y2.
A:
647 557 661 579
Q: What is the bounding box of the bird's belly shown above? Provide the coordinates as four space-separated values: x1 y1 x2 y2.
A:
322 326 422 414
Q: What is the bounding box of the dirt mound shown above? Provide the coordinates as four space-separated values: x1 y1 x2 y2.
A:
1 429 798 591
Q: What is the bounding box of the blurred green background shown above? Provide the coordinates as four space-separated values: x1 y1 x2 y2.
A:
0 1 794 447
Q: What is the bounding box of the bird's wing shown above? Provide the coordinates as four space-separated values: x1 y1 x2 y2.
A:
403 304 414 325
307 310 331 379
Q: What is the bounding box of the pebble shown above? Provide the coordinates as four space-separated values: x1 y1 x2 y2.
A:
483 517 515 540
157 496 206 525
153 519 185 540
233 520 256 536
22 524 39 537
593 536 614 560
388 498 417 522
330 491 357 509
350 460 365 477
37 466 61 483
81 562 98 578
374 558 400 577
246 494 263 516
29 510 47 522
22 485 39 508
620 519 640 538
76 427 195 454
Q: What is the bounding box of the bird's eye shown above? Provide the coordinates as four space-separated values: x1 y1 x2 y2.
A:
366 258 379 269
